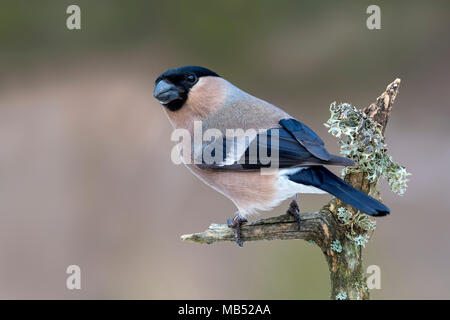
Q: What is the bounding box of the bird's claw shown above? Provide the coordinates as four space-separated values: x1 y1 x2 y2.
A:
227 215 248 247
287 199 301 231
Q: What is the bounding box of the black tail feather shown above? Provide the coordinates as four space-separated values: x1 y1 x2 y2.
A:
288 166 390 216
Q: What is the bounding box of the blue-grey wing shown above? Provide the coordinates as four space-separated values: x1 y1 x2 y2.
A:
196 118 354 170
279 118 331 161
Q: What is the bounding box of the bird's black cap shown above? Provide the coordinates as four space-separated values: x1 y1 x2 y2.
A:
154 66 220 111
155 66 220 84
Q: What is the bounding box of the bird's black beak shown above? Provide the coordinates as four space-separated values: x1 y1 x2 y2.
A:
153 80 181 105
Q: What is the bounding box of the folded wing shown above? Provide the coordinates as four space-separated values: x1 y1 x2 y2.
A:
196 118 355 170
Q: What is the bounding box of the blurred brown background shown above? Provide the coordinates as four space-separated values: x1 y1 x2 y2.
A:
0 0 449 299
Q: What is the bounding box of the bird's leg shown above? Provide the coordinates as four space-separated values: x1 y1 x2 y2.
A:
227 214 248 247
287 194 301 231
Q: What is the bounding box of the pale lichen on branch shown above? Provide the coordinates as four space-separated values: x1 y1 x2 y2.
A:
325 101 411 195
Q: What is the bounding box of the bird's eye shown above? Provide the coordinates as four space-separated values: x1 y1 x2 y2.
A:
186 74 197 83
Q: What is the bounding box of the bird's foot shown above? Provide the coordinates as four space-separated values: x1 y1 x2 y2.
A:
287 199 301 231
227 215 248 247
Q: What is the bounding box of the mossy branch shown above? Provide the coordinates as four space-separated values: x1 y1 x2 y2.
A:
181 79 406 300
181 211 331 247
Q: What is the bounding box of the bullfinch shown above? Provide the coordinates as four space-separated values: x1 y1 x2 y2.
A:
153 66 389 247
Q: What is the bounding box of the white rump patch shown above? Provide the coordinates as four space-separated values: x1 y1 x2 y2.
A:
276 167 327 200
